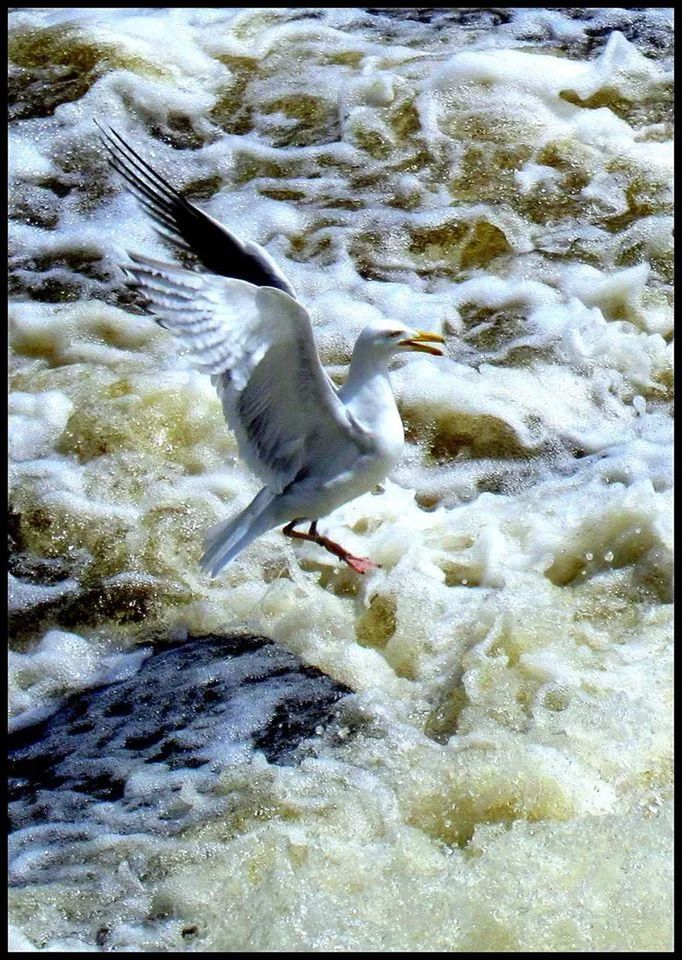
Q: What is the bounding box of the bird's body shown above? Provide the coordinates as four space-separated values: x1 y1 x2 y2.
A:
99 124 444 575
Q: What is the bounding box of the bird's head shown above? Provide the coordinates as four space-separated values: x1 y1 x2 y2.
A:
359 318 446 358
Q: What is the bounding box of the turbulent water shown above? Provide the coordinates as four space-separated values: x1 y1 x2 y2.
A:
8 6 673 952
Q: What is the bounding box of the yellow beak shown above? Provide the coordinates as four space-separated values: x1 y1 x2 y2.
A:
398 330 446 356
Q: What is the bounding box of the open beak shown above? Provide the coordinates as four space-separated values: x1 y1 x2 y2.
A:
399 330 446 356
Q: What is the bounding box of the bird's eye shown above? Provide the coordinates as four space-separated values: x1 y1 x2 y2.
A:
390 330 402 338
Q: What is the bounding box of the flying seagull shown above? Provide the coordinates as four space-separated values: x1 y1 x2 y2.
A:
97 123 445 576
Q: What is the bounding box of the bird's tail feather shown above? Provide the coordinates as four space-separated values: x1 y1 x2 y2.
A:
201 487 278 577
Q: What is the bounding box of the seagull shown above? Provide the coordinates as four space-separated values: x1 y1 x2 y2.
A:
97 123 445 576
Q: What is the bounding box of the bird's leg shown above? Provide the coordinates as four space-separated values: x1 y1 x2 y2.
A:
313 526 381 574
282 520 380 574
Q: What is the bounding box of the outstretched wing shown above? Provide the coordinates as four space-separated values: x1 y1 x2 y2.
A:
97 121 296 298
125 254 370 493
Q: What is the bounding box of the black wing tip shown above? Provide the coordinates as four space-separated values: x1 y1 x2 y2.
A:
93 117 120 146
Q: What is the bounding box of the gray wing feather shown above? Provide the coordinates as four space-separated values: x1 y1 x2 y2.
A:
125 254 369 492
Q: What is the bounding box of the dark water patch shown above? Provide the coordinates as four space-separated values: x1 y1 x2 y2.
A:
9 573 156 644
360 7 672 60
552 7 674 60
9 182 61 231
9 634 351 883
146 113 208 152
8 23 166 121
8 244 131 308
363 8 513 29
8 508 78 587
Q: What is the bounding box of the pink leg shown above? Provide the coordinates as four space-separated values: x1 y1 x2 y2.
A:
283 520 380 573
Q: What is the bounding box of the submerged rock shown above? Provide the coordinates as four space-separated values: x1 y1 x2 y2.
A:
8 634 351 884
